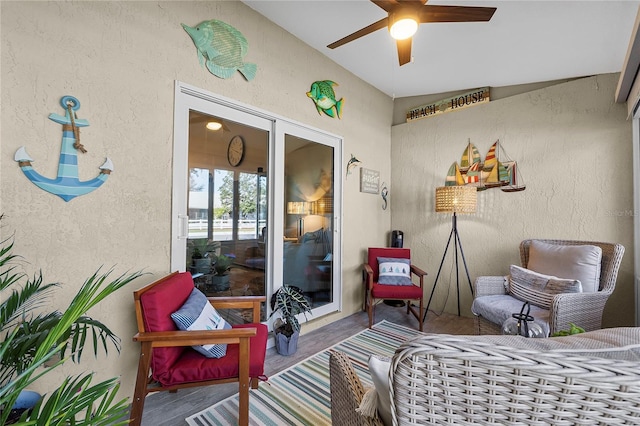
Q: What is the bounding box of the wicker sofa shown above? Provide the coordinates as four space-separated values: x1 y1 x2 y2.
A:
330 328 640 425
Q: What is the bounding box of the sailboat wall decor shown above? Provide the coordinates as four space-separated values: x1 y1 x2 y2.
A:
14 96 112 202
444 139 525 192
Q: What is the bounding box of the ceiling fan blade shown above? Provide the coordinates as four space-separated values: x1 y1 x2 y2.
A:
397 38 412 66
371 0 397 13
371 0 424 13
327 17 389 49
418 5 496 23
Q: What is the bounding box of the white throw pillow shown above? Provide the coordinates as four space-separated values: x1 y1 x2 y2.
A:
509 265 583 309
527 240 602 293
367 355 392 426
377 257 412 286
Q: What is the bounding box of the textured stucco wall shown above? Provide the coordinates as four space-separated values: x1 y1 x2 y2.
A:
1 1 392 399
391 74 635 327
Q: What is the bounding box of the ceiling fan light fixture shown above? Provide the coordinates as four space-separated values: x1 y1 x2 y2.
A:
389 12 418 40
206 121 223 131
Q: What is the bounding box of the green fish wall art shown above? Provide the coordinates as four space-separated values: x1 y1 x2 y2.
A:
182 20 257 81
306 80 344 119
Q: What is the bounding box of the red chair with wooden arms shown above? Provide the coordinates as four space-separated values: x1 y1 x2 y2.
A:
129 271 267 426
363 247 427 332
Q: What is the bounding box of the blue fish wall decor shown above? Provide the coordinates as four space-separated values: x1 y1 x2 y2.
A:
14 95 112 202
182 20 257 81
307 80 344 119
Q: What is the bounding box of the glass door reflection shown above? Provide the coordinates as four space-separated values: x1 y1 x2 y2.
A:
283 134 334 308
187 111 268 321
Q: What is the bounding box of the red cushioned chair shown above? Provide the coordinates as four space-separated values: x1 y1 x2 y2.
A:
363 248 427 332
129 271 267 426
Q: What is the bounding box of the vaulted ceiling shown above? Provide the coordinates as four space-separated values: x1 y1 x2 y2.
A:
243 1 640 98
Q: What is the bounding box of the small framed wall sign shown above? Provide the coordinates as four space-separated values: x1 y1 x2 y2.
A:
360 168 380 194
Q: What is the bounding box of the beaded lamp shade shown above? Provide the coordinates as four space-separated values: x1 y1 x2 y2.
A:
287 201 311 215
435 186 477 214
315 195 333 214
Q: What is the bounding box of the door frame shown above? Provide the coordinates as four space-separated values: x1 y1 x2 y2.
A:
171 81 343 324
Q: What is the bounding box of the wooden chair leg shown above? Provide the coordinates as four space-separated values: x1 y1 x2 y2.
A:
250 377 259 389
362 278 368 312
419 297 424 332
368 294 374 329
238 339 250 426
129 341 152 426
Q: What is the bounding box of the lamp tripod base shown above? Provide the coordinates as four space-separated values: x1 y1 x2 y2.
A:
422 212 474 322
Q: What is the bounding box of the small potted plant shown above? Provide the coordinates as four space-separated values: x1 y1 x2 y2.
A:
209 253 234 291
269 285 312 355
188 239 220 274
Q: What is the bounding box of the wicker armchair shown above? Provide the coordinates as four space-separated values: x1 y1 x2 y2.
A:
473 239 624 336
331 329 640 425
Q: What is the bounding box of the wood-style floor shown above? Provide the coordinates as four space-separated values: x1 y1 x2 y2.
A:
137 303 476 425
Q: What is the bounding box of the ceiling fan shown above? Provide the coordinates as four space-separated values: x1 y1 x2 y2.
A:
327 0 497 66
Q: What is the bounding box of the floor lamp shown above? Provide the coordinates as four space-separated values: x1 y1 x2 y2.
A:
423 185 477 320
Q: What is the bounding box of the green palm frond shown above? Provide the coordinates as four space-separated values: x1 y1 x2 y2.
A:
12 374 129 426
0 271 58 333
1 313 63 384
28 268 144 365
0 336 66 424
0 233 23 293
66 316 120 363
0 215 146 425
0 268 143 424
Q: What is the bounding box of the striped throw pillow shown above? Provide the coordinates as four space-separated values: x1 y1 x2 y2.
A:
171 288 232 358
509 265 583 309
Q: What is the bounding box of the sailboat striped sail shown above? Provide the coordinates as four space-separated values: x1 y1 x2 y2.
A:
460 140 482 173
445 162 465 186
465 161 481 184
445 139 525 191
482 140 509 188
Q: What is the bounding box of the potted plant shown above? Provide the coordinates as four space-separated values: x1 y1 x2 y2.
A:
188 239 220 274
209 253 234 291
269 285 312 355
0 214 144 425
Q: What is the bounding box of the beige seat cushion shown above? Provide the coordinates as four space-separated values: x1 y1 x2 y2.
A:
527 240 602 292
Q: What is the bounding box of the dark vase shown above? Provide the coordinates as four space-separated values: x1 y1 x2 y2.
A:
191 258 211 275
209 274 230 291
274 330 299 355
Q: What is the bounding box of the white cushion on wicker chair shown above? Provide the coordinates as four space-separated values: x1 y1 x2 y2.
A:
367 355 392 426
527 240 602 292
471 294 551 336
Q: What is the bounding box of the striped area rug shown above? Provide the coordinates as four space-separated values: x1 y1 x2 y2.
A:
185 320 421 426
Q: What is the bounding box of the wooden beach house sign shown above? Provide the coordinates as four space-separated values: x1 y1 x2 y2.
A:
406 87 490 123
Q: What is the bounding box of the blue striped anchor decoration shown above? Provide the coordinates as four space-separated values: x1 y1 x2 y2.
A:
14 95 112 202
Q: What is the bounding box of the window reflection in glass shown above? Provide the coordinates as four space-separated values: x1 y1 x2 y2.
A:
283 135 334 308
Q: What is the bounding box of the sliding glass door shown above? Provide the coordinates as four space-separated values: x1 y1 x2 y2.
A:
172 82 342 325
279 123 340 314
